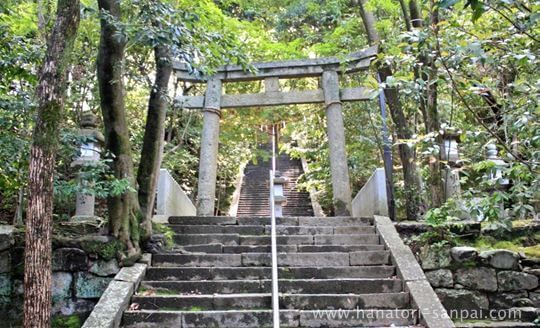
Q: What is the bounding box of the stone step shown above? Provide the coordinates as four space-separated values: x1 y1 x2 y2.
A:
169 216 237 225
239 235 314 246
242 251 390 266
131 292 410 310
296 244 386 252
122 309 417 327
265 225 376 235
223 245 297 253
140 278 403 294
236 234 381 246
173 234 240 246
221 244 385 253
168 225 265 235
280 292 410 310
299 217 373 226
153 254 242 267
236 217 373 226
333 226 378 234
243 252 350 267
177 244 225 253
144 266 396 281
172 234 382 247
237 217 302 226
314 234 381 245
153 251 390 267
350 250 391 265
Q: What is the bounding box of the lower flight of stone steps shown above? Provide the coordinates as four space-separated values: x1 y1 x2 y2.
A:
123 309 419 327
122 216 422 328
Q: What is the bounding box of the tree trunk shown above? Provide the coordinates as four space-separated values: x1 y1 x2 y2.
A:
408 0 428 132
427 0 444 206
398 0 412 31
137 44 172 241
97 0 141 264
357 0 425 220
23 1 80 327
408 0 444 207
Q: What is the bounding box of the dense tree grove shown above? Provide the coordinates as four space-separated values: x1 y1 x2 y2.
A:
0 0 538 225
0 0 538 323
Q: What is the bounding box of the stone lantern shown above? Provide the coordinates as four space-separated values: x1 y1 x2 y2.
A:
485 144 510 188
71 112 105 221
440 127 462 200
272 171 287 217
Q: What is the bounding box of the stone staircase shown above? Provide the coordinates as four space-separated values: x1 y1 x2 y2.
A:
122 216 423 327
237 153 314 217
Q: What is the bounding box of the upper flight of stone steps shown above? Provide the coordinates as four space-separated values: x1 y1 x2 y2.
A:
122 216 420 327
237 152 315 217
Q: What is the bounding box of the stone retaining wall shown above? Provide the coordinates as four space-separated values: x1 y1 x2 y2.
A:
418 245 539 321
0 225 124 323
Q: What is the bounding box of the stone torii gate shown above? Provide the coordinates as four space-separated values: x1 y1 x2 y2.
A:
174 46 378 217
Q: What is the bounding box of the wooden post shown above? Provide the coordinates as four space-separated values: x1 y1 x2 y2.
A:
322 70 352 216
197 78 222 216
264 77 280 93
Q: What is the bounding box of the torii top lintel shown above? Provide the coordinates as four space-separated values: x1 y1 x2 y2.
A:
174 46 378 83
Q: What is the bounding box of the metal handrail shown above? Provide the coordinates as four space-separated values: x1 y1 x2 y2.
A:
269 125 280 328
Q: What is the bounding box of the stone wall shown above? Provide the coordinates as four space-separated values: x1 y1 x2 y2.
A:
418 245 539 321
0 224 123 324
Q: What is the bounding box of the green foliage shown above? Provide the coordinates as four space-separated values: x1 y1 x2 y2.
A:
472 233 540 258
425 201 459 227
54 158 134 199
467 193 513 233
152 222 174 249
0 0 539 228
51 315 81 328
80 238 125 261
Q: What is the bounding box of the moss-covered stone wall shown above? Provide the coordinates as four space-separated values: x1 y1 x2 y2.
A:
0 224 123 327
418 244 539 322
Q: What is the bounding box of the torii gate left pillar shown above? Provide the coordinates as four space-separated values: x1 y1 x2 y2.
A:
197 78 222 216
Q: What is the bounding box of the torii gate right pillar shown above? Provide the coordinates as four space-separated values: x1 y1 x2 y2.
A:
322 70 352 216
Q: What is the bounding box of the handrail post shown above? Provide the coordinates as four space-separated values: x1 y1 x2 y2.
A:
269 125 280 328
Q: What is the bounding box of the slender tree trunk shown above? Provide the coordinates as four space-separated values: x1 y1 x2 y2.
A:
408 0 422 28
23 1 80 327
398 0 412 31
357 0 424 220
97 0 141 264
37 0 51 37
137 44 172 241
427 0 444 205
408 0 444 207
409 0 440 133
408 0 428 131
